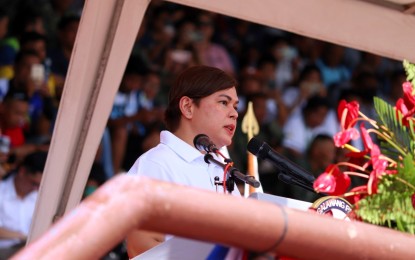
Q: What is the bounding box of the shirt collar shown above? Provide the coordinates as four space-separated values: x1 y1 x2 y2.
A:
160 130 204 163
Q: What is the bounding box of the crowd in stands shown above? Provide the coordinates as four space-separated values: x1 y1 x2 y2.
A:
0 0 405 196
0 1 409 256
0 0 409 258
1 0 408 196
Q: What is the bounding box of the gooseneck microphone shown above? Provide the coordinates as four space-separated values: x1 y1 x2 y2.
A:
193 134 219 153
247 137 315 191
204 153 261 188
193 134 261 193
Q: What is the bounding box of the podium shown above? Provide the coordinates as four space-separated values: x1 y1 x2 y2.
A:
132 193 311 259
132 237 215 259
248 192 311 210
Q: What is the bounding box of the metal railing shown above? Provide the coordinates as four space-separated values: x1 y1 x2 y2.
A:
12 175 415 259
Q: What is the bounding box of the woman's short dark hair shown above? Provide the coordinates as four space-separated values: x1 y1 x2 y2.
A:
164 65 237 132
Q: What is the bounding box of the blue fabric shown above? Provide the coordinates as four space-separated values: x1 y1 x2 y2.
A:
0 44 16 65
29 92 44 122
206 245 230 260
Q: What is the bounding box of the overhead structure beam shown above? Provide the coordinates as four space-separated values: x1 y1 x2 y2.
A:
168 0 415 62
29 0 150 242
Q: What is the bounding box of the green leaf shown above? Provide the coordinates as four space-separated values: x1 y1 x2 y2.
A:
373 97 409 157
403 60 415 86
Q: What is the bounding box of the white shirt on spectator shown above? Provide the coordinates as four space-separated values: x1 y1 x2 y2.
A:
283 109 339 154
0 175 38 248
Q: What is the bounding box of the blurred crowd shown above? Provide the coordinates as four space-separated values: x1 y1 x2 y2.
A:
0 0 409 258
0 0 409 196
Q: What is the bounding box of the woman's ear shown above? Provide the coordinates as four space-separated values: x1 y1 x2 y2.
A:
179 96 193 119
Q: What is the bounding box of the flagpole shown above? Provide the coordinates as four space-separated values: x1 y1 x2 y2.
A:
241 101 263 197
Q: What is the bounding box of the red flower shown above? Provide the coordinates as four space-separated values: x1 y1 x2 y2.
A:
366 145 396 194
395 98 412 126
338 100 360 130
367 171 380 195
402 81 415 111
345 185 368 205
412 193 415 210
396 98 409 115
343 124 373 162
360 123 374 151
333 128 360 147
370 145 388 176
314 164 351 195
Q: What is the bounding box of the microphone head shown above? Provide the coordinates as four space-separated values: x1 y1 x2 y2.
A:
247 137 269 159
193 134 217 153
193 134 208 149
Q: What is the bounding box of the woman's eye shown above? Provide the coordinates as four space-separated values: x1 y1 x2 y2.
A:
219 100 228 105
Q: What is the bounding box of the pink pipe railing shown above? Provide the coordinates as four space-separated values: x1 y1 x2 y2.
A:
12 175 415 259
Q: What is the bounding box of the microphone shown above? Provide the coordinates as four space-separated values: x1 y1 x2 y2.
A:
193 134 218 153
247 137 315 186
204 154 261 188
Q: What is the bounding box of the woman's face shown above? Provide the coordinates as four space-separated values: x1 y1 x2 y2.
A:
190 87 238 148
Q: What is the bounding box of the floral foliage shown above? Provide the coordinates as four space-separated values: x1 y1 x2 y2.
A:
313 60 415 234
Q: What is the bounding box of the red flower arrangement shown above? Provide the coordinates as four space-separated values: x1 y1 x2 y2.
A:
313 60 415 234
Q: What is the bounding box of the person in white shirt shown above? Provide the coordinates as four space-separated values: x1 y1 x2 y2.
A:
282 95 339 160
126 65 240 257
0 151 47 259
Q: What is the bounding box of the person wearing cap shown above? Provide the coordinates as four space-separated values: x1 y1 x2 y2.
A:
0 150 47 258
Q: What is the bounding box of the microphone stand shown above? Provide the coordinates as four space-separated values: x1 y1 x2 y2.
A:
204 154 260 194
278 173 315 193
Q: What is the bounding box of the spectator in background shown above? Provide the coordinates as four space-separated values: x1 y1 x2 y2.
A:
0 8 9 41
2 50 55 145
238 73 288 127
107 58 163 174
139 5 176 71
0 135 11 179
304 134 337 176
350 70 381 130
219 19 261 71
282 64 326 115
0 5 46 79
316 43 351 90
48 15 80 90
123 70 166 170
291 35 323 68
0 91 37 166
0 151 47 259
41 0 84 46
192 11 235 75
282 95 339 162
256 55 278 91
162 18 199 80
267 35 299 90
281 134 335 203
355 52 401 94
3 32 56 100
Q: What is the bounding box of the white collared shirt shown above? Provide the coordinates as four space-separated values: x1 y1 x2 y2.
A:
0 175 38 248
128 131 240 195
